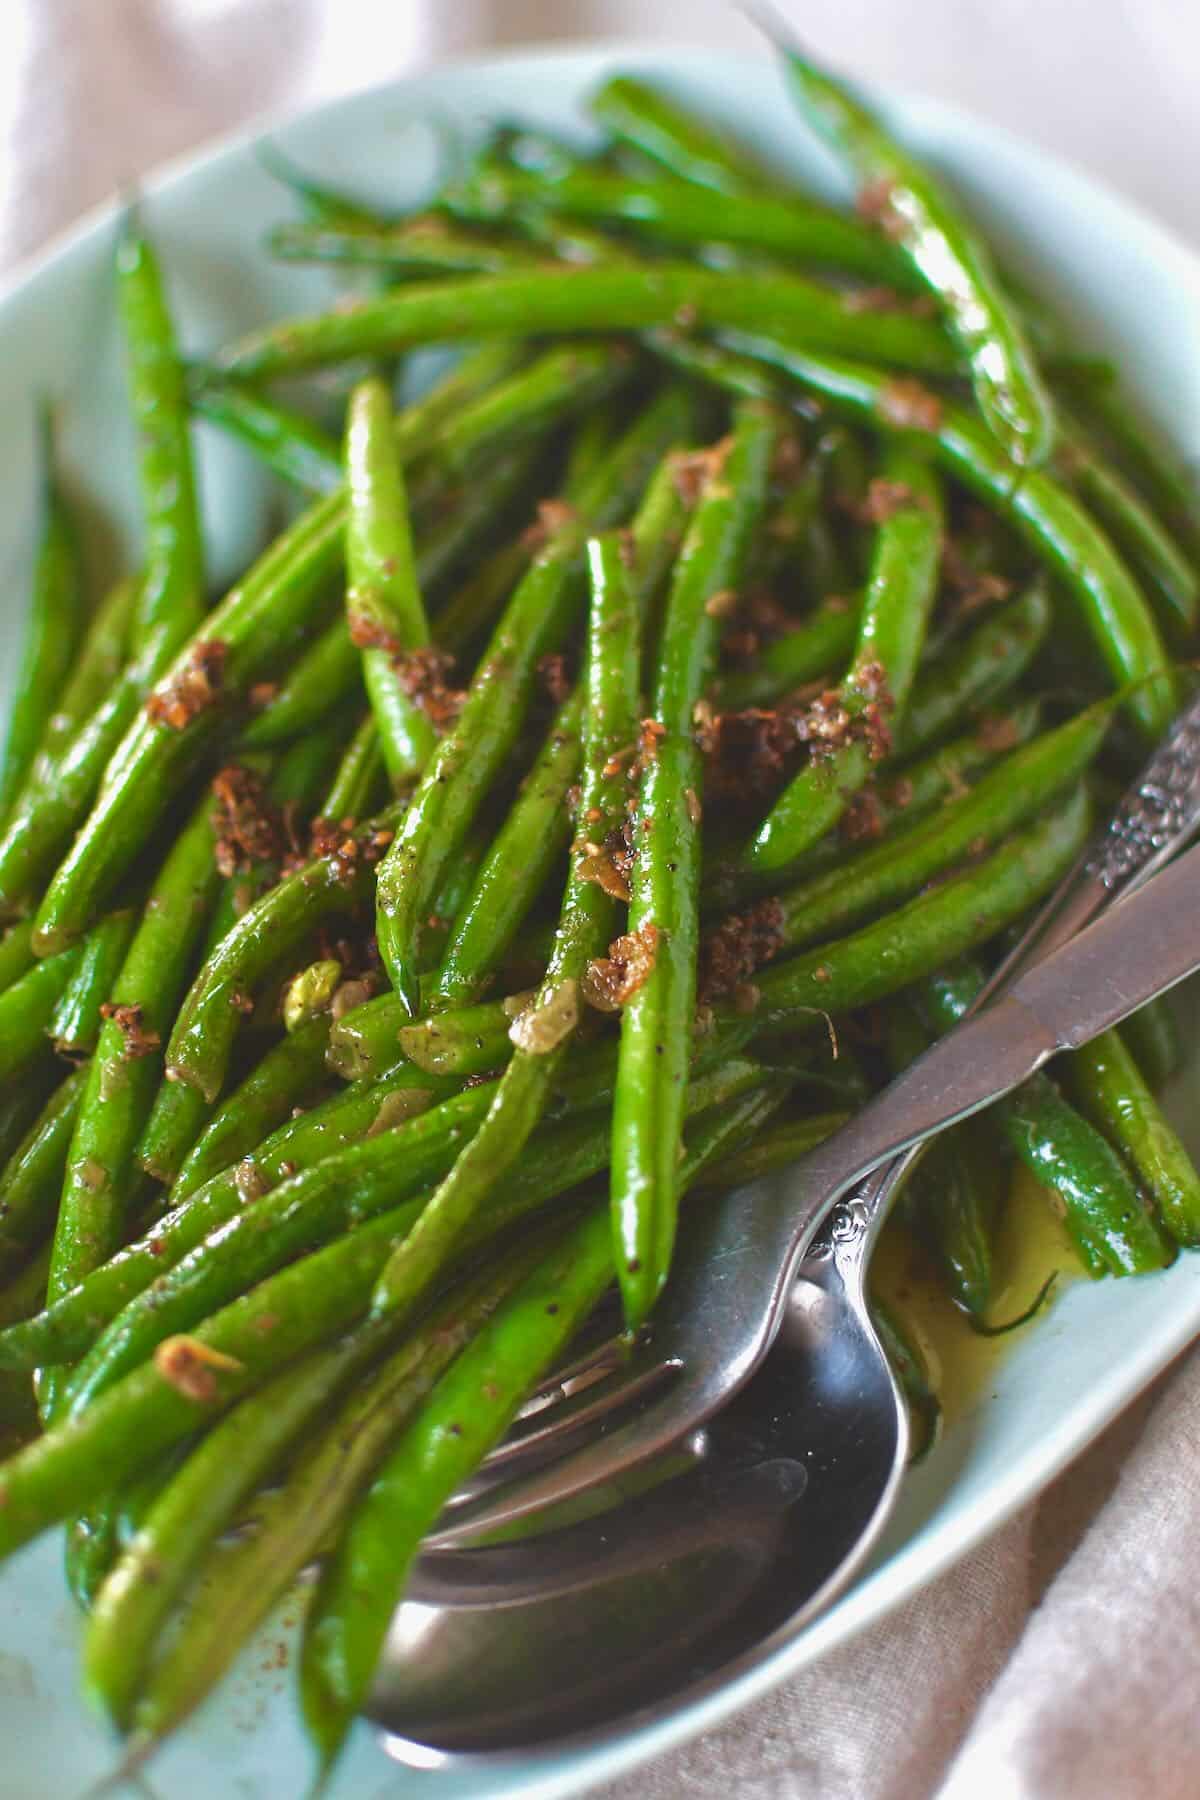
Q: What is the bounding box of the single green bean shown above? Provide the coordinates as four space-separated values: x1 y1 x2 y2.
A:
344 376 438 787
0 920 35 995
921 960 1175 1275
715 592 862 710
1121 1000 1182 1095
0 1066 87 1278
25 575 138 793
0 406 86 824
267 214 546 275
50 907 139 1056
188 376 342 493
1066 1028 1200 1247
773 36 1054 465
452 162 912 286
214 264 955 382
894 580 1052 757
614 400 779 1326
744 442 944 873
317 714 385 822
44 789 224 1334
116 210 206 661
590 73 775 193
1059 426 1198 641
0 946 81 1080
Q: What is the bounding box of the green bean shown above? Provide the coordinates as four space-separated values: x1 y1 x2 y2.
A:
590 74 775 193
50 907 139 1056
0 407 86 824
431 534 531 656
188 376 341 493
238 620 361 751
256 141 389 228
428 691 582 1009
701 332 1176 742
117 210 206 662
299 1078 782 1772
26 575 138 793
120 1238 552 1749
316 714 385 823
44 789 224 1342
0 1066 87 1278
0 946 81 1079
136 1075 220 1189
0 1056 765 1561
328 992 506 1080
25 349 558 949
344 377 438 788
753 698 1112 956
1121 1000 1182 1095
1066 1028 1200 1247
614 400 779 1327
433 344 635 483
894 581 1052 757
375 385 695 1010
1052 361 1200 559
715 592 861 710
164 807 397 1104
772 36 1053 465
267 214 545 275
0 919 36 995
62 1034 760 1417
921 961 1174 1275
453 162 913 287
0 1063 455 1375
215 265 955 383
370 528 645 1322
0 1059 60 1177
744 783 1090 1036
1059 427 1198 642
744 442 943 873
167 1017 330 1200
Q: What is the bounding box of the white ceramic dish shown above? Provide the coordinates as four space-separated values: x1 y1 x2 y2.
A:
1 41 1199 1800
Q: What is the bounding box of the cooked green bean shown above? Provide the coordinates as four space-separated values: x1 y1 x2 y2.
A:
188 376 342 493
215 264 955 383
50 907 139 1056
772 35 1054 466
1066 1028 1200 1247
614 400 779 1326
1121 1000 1182 1095
0 1066 87 1279
117 210 206 661
744 442 943 873
0 407 86 825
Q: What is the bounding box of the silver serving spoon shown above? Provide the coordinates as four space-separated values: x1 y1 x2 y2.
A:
370 692 1200 1761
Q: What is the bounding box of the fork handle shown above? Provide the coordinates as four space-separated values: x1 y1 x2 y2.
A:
808 683 1200 1288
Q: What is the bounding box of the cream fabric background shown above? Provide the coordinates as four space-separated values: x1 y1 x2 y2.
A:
4 4 1199 1797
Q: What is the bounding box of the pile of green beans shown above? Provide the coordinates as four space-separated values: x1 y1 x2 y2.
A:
0 53 1198 1785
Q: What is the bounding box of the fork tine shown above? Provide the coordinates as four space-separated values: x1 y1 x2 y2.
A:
477 1351 676 1476
427 1363 697 1549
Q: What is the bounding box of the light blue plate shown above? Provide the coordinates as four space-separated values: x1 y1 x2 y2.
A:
1 42 1199 1800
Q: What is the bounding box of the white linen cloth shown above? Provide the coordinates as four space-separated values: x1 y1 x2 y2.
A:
5 6 1199 1798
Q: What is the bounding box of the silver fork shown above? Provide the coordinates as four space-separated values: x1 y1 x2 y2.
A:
431 690 1200 1549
